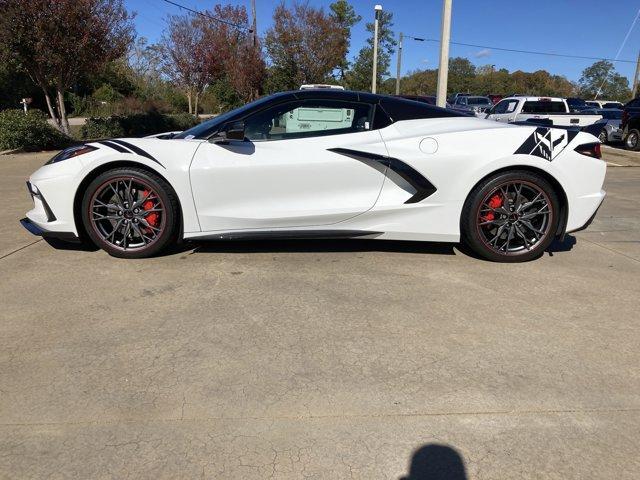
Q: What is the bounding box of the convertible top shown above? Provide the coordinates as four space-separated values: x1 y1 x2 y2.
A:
176 89 466 140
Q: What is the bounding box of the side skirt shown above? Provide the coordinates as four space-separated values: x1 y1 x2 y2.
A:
191 230 383 241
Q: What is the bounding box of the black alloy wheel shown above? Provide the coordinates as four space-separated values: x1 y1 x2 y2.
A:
461 171 560 262
81 167 178 258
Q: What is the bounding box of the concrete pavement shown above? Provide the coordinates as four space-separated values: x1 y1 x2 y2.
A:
1 152 639 479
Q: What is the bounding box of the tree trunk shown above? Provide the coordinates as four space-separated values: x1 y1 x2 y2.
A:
55 88 70 135
187 91 192 115
194 91 199 118
41 87 60 130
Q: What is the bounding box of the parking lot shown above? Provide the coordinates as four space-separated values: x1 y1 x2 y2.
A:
1 150 639 478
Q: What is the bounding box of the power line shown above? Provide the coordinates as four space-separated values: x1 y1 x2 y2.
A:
595 6 640 98
419 38 637 64
160 0 253 32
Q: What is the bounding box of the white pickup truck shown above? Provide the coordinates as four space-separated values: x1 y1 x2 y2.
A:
485 96 602 127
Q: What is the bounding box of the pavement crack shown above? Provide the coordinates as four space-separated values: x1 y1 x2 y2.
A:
578 236 640 263
2 407 640 428
0 239 42 260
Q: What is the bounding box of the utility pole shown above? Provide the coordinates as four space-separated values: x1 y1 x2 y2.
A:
251 0 257 47
633 51 640 98
396 32 403 95
395 33 425 95
372 4 382 93
436 0 452 107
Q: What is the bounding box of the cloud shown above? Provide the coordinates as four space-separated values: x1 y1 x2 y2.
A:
474 49 491 58
421 58 429 64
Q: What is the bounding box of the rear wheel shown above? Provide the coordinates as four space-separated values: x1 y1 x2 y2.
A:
461 171 560 262
81 167 179 258
625 129 640 151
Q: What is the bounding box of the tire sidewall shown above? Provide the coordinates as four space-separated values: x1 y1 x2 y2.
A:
626 129 640 150
81 168 177 258
598 129 607 144
461 171 560 262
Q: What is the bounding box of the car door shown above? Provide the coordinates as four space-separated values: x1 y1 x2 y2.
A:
189 98 389 232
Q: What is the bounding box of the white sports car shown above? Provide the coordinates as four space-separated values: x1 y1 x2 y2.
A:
21 90 606 262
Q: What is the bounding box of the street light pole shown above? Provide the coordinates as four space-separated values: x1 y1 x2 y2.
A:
395 33 425 95
372 4 382 93
436 0 453 107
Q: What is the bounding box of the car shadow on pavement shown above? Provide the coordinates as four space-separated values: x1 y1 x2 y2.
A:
189 238 457 255
399 443 468 480
547 234 577 255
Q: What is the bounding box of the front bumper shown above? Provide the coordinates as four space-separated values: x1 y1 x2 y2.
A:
22 180 80 243
20 217 80 243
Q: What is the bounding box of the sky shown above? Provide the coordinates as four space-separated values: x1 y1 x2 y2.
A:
125 0 640 84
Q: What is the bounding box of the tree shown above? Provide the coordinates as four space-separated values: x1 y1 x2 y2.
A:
200 5 265 104
329 0 361 81
160 13 216 115
345 10 396 92
578 60 632 101
265 1 348 91
447 57 476 93
0 0 134 134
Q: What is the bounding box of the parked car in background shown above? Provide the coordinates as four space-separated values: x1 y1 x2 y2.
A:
582 108 623 144
447 93 470 104
396 95 436 105
299 84 345 90
486 97 602 127
487 94 503 105
621 97 640 150
585 100 624 110
602 101 623 109
453 95 493 115
566 97 592 112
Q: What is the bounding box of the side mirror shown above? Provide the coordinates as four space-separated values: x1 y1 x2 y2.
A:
211 121 245 144
226 121 245 141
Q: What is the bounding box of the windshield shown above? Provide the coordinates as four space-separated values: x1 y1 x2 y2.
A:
174 94 285 139
467 97 491 105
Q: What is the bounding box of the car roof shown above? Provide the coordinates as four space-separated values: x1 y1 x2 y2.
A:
500 96 565 102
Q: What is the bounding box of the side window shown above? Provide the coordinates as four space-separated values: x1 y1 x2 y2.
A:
493 100 509 114
505 100 518 113
243 99 374 141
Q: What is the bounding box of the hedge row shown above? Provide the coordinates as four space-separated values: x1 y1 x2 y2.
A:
0 109 72 151
81 112 199 139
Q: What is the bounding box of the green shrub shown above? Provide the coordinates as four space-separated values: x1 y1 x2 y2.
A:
0 109 72 151
168 113 199 131
81 112 199 139
92 84 124 103
80 116 125 139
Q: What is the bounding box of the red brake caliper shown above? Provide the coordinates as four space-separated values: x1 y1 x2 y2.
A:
482 194 503 222
141 190 159 232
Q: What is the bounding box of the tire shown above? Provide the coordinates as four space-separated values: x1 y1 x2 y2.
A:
598 128 608 144
81 167 179 258
625 128 640 151
461 170 560 263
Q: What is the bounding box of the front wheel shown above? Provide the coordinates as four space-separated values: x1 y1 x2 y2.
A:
598 128 608 144
461 171 560 262
625 129 640 151
81 167 179 258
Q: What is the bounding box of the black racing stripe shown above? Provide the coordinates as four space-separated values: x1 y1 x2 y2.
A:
328 147 437 204
98 140 130 153
109 139 165 168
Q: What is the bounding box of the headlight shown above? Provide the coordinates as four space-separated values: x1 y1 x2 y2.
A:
46 144 97 165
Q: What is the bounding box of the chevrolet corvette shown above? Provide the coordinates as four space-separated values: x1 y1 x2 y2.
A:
21 89 606 262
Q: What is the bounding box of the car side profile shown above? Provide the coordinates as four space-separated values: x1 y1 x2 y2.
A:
21 90 606 262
